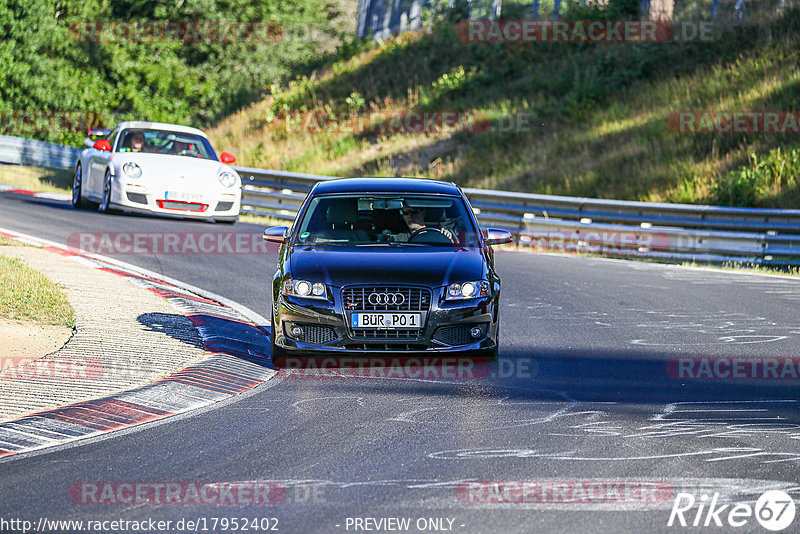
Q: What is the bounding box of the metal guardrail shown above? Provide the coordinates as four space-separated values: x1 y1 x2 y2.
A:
0 135 81 170
0 134 797 266
235 167 800 267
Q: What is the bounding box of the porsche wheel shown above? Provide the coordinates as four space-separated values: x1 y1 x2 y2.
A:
98 170 114 213
71 164 85 209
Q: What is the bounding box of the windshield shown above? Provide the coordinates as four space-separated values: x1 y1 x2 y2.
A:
116 128 217 160
294 194 480 247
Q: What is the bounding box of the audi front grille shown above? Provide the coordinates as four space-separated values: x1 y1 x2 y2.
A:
343 286 431 341
342 286 431 312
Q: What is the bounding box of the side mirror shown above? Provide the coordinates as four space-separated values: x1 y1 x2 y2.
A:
93 139 112 152
485 228 514 246
263 226 289 244
220 151 236 164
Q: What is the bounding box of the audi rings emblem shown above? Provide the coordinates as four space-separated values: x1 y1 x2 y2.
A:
368 292 405 306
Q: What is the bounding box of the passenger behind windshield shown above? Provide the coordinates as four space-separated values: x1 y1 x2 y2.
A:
295 195 479 247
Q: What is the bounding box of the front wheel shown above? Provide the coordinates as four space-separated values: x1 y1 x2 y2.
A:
71 164 84 209
98 170 114 213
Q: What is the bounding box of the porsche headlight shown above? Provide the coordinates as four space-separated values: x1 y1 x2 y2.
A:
283 279 328 300
218 170 239 188
445 281 489 300
122 162 142 178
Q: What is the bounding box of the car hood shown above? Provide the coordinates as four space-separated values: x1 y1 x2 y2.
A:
113 153 236 180
289 246 486 288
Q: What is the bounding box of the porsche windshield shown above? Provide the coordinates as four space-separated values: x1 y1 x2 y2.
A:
295 194 481 247
116 129 217 160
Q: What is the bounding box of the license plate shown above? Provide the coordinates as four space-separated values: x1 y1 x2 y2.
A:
351 313 421 329
164 191 203 202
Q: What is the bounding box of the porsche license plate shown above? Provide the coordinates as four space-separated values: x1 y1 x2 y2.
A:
164 191 203 202
351 313 421 329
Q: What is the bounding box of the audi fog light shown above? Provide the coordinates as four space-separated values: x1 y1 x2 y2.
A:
470 326 483 339
290 325 304 338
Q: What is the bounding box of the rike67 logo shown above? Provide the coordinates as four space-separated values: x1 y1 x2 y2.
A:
668 490 796 531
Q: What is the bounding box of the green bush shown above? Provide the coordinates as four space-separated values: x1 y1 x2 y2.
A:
0 0 350 145
713 147 800 206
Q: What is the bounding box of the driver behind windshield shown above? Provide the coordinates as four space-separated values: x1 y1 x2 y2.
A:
119 130 147 152
396 207 455 243
131 132 145 152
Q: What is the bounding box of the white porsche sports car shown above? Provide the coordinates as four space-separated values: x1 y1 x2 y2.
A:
72 121 241 224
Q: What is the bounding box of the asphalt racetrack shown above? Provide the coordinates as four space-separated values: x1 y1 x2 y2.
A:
2 191 800 533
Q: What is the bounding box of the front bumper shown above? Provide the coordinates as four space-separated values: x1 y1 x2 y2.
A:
109 179 240 220
274 287 498 354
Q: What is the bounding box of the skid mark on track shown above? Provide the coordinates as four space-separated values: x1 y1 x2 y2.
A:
625 308 799 346
388 390 582 434
292 396 367 414
414 398 800 466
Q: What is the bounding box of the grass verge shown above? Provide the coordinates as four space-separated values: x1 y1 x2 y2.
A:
0 165 72 194
681 260 800 278
0 255 75 327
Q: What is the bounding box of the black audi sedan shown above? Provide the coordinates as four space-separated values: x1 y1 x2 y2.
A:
263 178 512 360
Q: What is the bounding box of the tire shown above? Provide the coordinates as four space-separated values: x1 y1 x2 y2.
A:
71 164 85 209
98 170 114 213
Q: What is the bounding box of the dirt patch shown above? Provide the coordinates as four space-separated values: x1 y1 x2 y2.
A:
0 319 72 360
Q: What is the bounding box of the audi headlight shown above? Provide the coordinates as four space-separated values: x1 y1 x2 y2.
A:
218 170 239 188
283 279 327 300
445 280 489 300
122 162 142 178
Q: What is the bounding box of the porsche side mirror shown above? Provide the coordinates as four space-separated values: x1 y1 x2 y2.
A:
485 228 514 246
220 152 236 164
263 226 289 243
93 139 112 152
